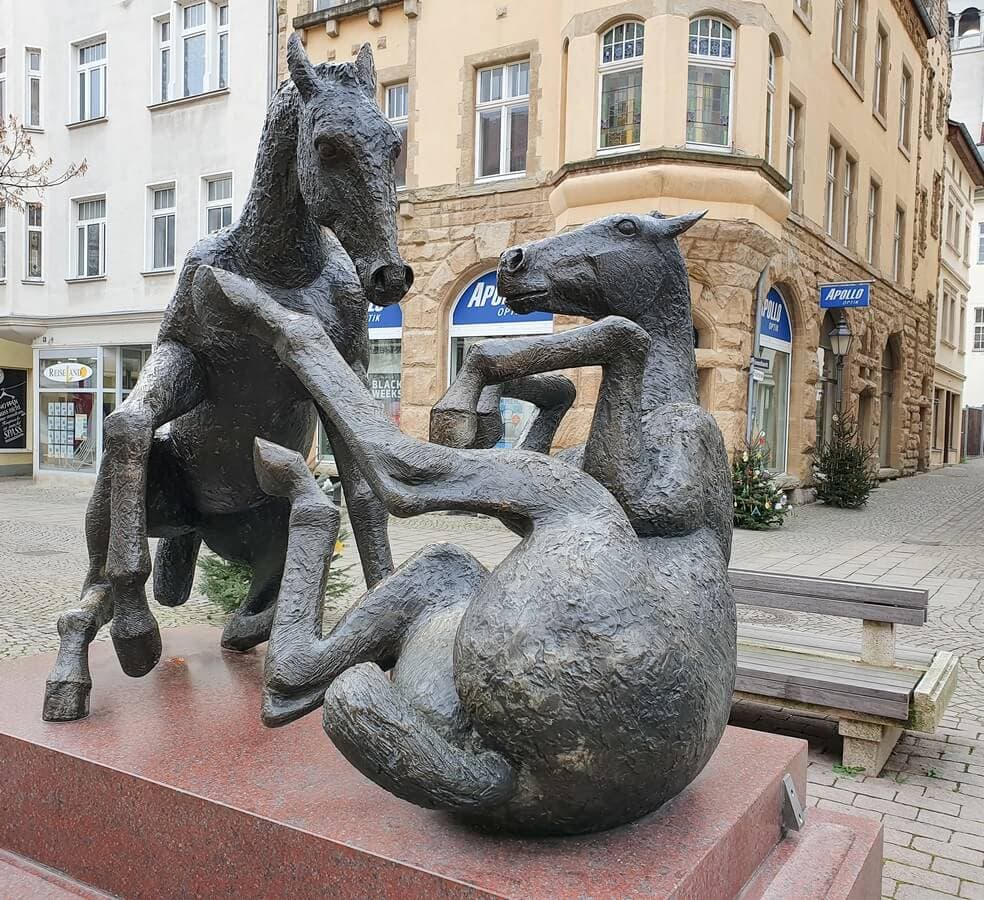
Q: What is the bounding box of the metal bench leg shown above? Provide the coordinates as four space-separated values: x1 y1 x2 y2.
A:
839 720 903 775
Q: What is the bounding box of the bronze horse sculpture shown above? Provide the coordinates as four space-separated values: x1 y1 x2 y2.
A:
42 37 412 722
196 208 736 836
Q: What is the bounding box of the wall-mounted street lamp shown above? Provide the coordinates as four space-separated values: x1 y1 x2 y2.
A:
829 315 854 410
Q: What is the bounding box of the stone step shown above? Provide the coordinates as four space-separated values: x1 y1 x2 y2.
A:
0 849 112 899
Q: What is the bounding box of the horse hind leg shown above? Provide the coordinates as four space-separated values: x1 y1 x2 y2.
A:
153 533 202 607
324 662 516 812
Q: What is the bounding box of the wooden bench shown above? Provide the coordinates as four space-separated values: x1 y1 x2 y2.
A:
730 569 959 775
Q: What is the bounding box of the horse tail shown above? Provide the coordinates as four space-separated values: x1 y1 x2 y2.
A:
323 662 516 812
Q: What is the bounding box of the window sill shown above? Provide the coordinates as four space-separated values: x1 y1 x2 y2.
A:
148 88 230 112
597 144 641 157
67 116 108 130
65 275 107 284
899 143 911 161
0 448 32 454
872 108 887 132
22 126 44 134
684 142 732 155
475 172 526 184
21 279 44 285
832 55 865 101
792 3 812 32
141 268 175 277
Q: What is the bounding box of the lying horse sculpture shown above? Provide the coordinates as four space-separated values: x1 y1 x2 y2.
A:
42 37 412 722
197 209 735 836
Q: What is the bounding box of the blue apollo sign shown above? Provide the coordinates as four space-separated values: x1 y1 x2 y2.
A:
819 281 871 309
452 271 552 327
367 302 402 330
758 288 792 351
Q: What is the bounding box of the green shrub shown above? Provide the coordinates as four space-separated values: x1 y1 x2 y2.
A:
732 435 790 530
813 413 876 509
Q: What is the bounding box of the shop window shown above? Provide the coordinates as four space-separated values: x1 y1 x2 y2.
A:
38 356 98 473
449 270 552 449
74 37 106 122
750 287 792 472
386 83 409 188
475 61 529 179
0 366 27 450
687 17 734 149
599 21 643 151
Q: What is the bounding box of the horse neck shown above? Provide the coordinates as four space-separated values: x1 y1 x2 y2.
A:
236 101 323 285
632 265 700 415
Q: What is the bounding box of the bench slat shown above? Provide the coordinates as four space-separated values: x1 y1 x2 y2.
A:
732 588 927 625
738 648 921 694
729 569 929 608
738 624 936 669
735 673 911 719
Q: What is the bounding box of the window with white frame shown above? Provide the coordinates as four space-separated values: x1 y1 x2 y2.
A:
203 174 232 234
687 17 734 149
386 83 408 188
834 0 864 82
182 2 207 97
74 197 106 278
899 65 912 152
842 156 856 246
218 3 229 89
150 185 176 270
25 203 42 279
977 222 984 264
74 38 106 122
157 17 172 102
599 22 643 151
892 205 905 282
873 24 888 119
25 48 41 128
0 205 6 280
786 97 802 205
0 50 6 121
975 308 984 351
765 44 775 164
824 141 838 236
866 179 880 265
475 61 529 179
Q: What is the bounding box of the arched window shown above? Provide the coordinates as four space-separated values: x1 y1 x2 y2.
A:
598 21 644 151
765 42 777 164
687 17 735 149
957 9 982 49
750 287 792 472
879 338 898 467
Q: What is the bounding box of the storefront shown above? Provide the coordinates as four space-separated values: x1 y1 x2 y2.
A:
449 270 553 448
35 345 152 474
748 287 792 473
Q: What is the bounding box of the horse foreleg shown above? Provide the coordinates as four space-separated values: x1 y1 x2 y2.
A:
153 534 202 608
103 341 204 677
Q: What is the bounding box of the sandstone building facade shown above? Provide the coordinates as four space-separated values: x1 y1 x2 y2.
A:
288 0 950 488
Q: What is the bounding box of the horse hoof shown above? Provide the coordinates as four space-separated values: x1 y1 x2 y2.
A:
221 610 273 652
261 683 328 728
429 406 478 449
111 625 162 677
43 679 91 722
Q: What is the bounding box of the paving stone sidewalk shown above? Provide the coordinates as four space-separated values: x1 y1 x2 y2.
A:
2 464 984 898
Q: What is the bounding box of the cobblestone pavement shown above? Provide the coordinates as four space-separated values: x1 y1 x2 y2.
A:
2 465 984 898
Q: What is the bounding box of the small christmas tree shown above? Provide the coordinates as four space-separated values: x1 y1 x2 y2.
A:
732 434 790 530
813 413 876 509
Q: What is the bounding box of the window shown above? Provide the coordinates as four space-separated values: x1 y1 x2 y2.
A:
842 156 856 247
965 218 972 264
765 45 775 164
0 205 5 280
75 39 106 122
25 48 41 128
476 61 529 178
977 223 984 264
150 185 176 270
975 308 984 351
386 83 409 188
924 68 935 138
825 141 839 237
25 203 42 279
158 17 171 102
183 3 207 97
203 174 232 234
834 0 864 81
687 17 734 149
74 197 106 278
0 50 6 121
786 97 802 205
893 205 905 283
599 22 643 151
955 10 983 50
218 4 229 89
899 65 912 152
873 24 888 119
866 179 880 265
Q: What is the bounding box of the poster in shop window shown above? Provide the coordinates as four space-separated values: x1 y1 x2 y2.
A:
0 368 28 450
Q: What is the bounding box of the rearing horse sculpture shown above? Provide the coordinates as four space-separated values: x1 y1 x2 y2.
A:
42 37 412 722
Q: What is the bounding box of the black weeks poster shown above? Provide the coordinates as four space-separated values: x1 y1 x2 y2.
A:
0 368 28 450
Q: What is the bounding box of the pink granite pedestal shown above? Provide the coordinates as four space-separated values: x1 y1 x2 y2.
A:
0 626 882 899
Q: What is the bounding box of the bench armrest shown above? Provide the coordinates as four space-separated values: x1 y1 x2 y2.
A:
909 651 959 733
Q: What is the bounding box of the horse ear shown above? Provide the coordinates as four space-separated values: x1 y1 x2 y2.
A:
353 43 377 96
655 210 707 238
287 33 319 103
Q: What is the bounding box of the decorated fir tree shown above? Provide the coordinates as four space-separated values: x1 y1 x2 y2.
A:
813 413 876 509
732 435 790 530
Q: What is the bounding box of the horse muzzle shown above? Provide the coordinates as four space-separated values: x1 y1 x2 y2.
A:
367 262 414 307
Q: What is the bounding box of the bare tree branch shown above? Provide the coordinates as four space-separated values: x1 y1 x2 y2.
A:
0 115 88 209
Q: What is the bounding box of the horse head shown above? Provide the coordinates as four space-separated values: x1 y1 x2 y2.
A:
287 34 413 308
496 211 704 326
